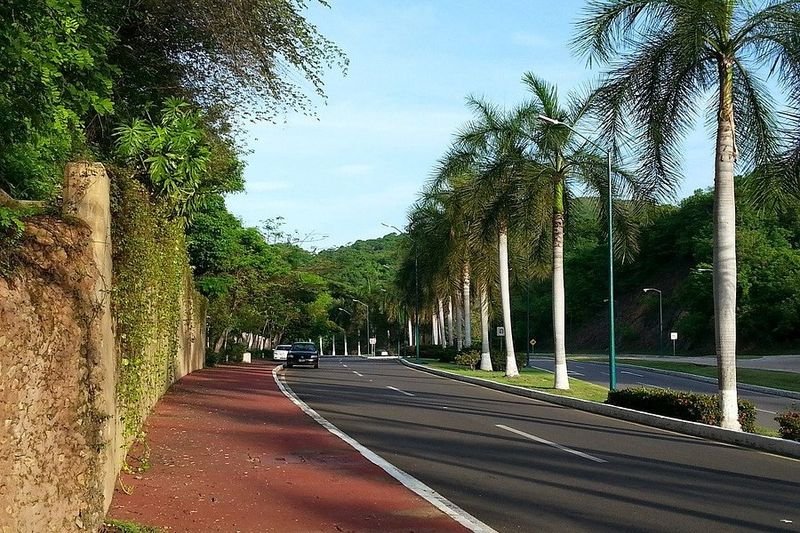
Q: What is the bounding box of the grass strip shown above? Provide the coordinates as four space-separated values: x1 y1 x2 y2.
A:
427 362 609 403
617 359 800 394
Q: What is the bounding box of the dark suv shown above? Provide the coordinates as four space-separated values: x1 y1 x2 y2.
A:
286 342 319 368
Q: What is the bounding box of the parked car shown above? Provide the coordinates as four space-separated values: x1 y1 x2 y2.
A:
273 344 291 361
286 342 319 368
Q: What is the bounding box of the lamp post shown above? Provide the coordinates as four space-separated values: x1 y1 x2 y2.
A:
337 307 351 356
353 299 370 356
539 114 616 390
643 288 663 355
382 222 420 363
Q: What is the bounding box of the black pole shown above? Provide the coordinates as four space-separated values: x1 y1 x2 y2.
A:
415 252 420 362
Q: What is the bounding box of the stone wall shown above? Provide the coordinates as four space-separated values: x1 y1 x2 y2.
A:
0 163 206 532
0 219 105 532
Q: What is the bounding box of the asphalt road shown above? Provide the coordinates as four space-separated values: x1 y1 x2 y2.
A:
528 358 794 429
283 357 800 532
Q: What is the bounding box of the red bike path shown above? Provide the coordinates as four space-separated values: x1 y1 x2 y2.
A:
107 361 468 532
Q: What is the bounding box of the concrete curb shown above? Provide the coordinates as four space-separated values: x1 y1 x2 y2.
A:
400 359 800 460
614 363 800 401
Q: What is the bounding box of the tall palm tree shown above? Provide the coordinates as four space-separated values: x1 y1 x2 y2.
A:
573 1 800 429
515 73 641 389
455 97 552 377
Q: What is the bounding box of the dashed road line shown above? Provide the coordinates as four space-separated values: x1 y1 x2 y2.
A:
353 371 363 377
497 424 607 463
387 386 415 397
621 370 643 377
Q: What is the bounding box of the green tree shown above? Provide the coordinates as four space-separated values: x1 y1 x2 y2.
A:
574 0 800 430
0 0 116 198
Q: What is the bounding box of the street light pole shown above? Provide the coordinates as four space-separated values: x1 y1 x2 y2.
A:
383 222 420 363
643 288 663 355
539 114 617 390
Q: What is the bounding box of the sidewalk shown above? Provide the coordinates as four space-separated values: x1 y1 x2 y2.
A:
106 362 467 532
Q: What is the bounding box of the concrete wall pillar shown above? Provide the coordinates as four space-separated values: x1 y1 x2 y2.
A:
62 162 120 511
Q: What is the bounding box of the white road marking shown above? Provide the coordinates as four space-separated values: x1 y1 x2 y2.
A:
529 365 553 373
636 382 665 389
567 371 584 376
757 408 777 414
386 385 415 397
621 370 643 377
272 366 497 533
343 364 348 368
781 519 793 523
353 371 363 377
496 424 608 463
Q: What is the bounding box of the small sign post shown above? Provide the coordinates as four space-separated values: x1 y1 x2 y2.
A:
670 332 678 355
496 326 505 337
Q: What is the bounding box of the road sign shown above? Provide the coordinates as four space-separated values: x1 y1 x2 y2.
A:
369 337 377 345
529 338 537 346
496 326 505 337
670 332 678 340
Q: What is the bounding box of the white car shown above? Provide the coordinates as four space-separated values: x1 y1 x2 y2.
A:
273 344 291 361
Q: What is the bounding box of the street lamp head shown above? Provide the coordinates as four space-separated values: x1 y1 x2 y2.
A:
538 114 562 126
643 287 660 294
381 222 404 234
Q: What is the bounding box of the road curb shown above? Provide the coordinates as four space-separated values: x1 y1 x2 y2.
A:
400 359 800 460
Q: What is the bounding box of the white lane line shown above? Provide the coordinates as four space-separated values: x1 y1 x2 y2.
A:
757 408 777 414
621 370 643 377
272 366 497 533
343 364 348 368
353 371 363 377
567 371 584 376
386 385 415 397
496 424 608 463
636 382 665 389
529 365 553 374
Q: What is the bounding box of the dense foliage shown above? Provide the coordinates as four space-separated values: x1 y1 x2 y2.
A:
512 186 800 354
607 387 757 433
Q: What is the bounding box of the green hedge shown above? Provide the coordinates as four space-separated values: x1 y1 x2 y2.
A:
775 409 800 441
607 387 757 432
401 345 459 362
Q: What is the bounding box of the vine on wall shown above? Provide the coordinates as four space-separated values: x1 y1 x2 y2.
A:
111 171 189 442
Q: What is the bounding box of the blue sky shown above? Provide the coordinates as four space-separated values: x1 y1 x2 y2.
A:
226 0 714 249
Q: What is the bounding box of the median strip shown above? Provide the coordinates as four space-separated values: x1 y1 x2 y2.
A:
497 424 608 463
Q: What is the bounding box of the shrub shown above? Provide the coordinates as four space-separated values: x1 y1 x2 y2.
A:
490 350 528 372
401 344 458 362
607 387 757 432
204 351 217 367
775 408 800 441
454 350 480 368
219 343 246 363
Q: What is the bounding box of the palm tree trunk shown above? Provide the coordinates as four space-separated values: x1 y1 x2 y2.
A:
499 218 518 377
438 298 447 347
447 296 454 348
552 184 569 390
714 58 740 431
479 280 493 371
432 311 439 345
463 260 472 348
455 292 464 351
